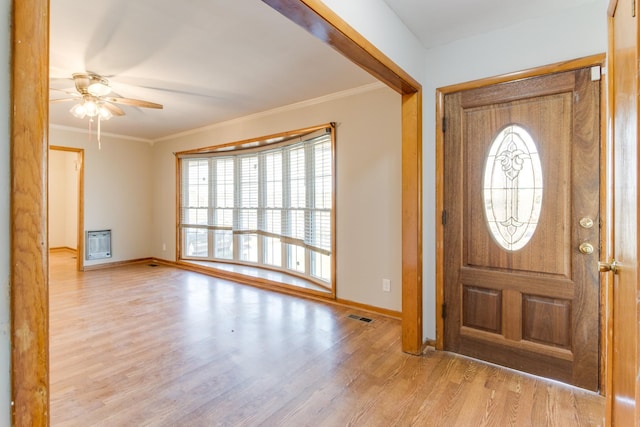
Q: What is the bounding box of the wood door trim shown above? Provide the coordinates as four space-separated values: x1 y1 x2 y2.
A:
11 0 50 423
607 0 639 422
435 54 606 356
603 14 615 413
49 146 85 272
459 72 576 108
438 54 605 94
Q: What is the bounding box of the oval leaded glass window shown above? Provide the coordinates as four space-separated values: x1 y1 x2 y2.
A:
483 124 543 251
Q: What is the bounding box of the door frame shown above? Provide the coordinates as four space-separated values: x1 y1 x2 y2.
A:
49 146 85 272
10 0 423 422
435 53 610 392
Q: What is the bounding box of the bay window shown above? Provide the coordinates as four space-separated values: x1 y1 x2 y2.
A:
178 125 334 288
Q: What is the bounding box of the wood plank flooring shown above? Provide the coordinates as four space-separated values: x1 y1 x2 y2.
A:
49 251 605 426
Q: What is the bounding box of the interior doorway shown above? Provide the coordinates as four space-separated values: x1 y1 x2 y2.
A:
49 146 84 271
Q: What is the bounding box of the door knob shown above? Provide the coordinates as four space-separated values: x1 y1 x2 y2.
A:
598 260 619 274
579 242 594 254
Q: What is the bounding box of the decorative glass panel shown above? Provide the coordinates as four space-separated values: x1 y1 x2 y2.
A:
483 124 543 251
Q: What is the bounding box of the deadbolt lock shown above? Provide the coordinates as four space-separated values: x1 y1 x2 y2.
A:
579 242 594 254
579 217 594 229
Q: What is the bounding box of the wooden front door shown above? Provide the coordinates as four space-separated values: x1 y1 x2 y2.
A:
443 68 601 391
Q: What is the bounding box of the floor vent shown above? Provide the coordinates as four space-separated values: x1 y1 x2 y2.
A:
347 314 373 323
148 263 158 267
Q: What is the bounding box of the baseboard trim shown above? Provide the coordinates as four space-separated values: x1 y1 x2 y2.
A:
423 339 437 353
78 256 402 322
173 259 335 299
83 257 154 271
156 259 400 320
335 298 401 320
50 246 77 253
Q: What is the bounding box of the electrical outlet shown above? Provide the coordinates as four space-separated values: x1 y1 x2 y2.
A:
382 279 391 292
162 243 166 251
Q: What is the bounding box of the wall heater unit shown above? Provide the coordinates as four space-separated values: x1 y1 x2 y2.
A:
86 230 112 260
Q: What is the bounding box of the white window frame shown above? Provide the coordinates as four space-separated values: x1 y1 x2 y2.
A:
177 124 335 290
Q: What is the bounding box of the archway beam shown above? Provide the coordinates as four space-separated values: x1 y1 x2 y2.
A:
9 1 425 422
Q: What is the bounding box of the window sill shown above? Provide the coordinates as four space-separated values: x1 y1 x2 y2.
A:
177 259 334 299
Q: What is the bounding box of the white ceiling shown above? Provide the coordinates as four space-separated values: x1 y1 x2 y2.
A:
49 0 377 141
383 0 598 48
49 0 595 142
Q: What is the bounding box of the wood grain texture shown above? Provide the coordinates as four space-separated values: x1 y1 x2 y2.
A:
570 67 602 393
601 11 615 410
261 0 424 354
438 54 606 95
435 91 446 351
443 68 601 391
608 0 640 424
435 55 606 358
11 0 50 424
462 286 501 333
261 0 421 94
49 251 604 426
401 90 423 354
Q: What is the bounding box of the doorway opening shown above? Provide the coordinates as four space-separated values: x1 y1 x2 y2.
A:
49 146 84 272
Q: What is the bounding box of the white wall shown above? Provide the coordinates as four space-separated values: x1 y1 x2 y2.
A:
420 0 608 339
49 128 154 266
321 0 607 340
320 0 425 82
152 85 403 311
49 150 79 249
0 0 10 423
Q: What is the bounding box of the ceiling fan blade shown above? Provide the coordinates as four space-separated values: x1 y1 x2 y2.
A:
102 102 125 117
105 97 163 109
49 97 78 103
50 87 81 96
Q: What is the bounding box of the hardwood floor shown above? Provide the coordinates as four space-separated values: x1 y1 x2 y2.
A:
50 251 605 426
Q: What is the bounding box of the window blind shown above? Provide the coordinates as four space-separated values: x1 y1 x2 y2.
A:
178 126 334 283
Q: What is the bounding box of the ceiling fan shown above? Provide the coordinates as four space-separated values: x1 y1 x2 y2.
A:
51 72 163 148
51 72 163 121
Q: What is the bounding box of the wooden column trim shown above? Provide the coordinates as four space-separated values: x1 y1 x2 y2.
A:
401 91 423 353
435 91 445 350
262 0 424 353
11 0 50 424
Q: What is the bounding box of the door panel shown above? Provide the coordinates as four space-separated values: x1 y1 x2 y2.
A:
464 94 572 275
608 0 640 422
444 68 600 391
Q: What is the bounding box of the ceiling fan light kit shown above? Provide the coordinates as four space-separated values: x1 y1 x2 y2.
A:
87 80 111 97
69 99 113 121
51 71 163 148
